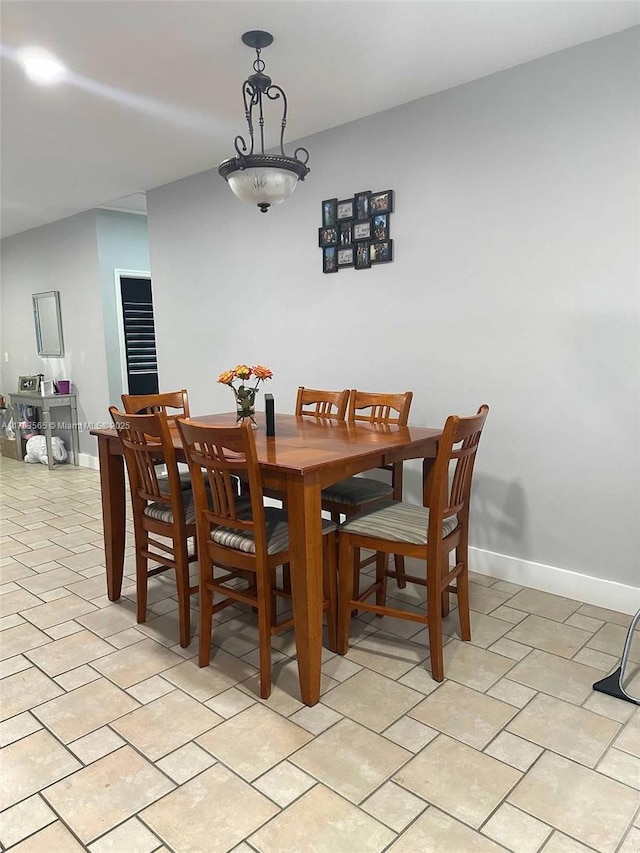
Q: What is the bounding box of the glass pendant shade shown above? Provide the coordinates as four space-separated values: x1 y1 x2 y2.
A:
220 154 307 212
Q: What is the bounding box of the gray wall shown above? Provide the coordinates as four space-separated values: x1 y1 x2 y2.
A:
147 30 639 588
96 210 151 404
0 210 151 457
0 211 107 456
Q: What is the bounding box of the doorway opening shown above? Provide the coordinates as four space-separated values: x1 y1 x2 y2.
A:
116 272 159 395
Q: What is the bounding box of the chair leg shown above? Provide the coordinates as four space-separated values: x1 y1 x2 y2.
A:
352 547 361 607
175 546 191 648
337 534 356 655
441 588 450 617
323 533 338 653
256 569 272 699
441 556 450 617
394 554 407 588
427 560 445 682
375 551 388 611
456 547 472 641
198 556 214 667
135 545 148 625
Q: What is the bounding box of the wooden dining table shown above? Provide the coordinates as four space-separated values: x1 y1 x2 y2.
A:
91 411 442 706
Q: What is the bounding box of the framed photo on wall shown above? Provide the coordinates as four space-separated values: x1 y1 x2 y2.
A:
339 221 353 245
372 213 389 240
353 220 371 241
323 247 338 273
370 240 393 264
336 198 354 220
369 190 394 214
322 198 337 227
318 226 338 247
354 191 371 221
355 242 371 270
337 246 354 267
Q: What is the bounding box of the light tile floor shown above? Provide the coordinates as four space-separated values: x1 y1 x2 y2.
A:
1 457 639 853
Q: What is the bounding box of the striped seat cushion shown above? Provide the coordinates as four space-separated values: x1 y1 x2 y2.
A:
144 489 197 524
321 476 394 506
340 501 458 544
212 506 337 556
144 493 251 526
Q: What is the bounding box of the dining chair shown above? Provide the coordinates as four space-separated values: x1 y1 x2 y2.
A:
336 404 489 682
321 389 413 589
295 386 350 421
176 418 338 700
109 406 198 647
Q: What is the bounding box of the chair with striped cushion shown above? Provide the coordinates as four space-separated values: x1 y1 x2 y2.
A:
176 419 338 700
295 386 350 421
321 390 413 590
336 405 489 682
109 406 198 647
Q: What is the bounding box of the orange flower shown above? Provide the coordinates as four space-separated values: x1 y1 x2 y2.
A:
217 370 235 385
252 364 273 380
234 364 252 380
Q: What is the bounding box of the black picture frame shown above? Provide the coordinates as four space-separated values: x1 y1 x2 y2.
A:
336 199 354 221
322 198 337 227
339 221 353 245
354 242 371 270
369 190 394 214
337 246 354 267
323 247 338 273
372 213 389 241
353 220 371 241
318 226 338 248
370 239 393 264
318 188 394 273
354 191 371 221
18 375 40 393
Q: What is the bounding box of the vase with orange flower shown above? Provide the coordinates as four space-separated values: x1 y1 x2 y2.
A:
217 364 273 427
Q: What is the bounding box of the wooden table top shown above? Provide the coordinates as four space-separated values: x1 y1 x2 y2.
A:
92 412 441 475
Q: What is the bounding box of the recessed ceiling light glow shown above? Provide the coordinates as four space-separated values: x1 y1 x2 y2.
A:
18 50 66 85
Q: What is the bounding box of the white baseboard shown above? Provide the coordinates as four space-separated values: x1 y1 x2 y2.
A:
470 546 640 616
78 453 99 470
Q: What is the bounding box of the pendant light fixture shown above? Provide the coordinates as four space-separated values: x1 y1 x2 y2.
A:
218 31 310 213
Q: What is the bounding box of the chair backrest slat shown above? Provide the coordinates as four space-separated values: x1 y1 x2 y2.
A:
122 390 190 423
295 387 349 421
348 390 413 426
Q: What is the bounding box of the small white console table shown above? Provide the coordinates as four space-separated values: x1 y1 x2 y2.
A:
9 392 79 470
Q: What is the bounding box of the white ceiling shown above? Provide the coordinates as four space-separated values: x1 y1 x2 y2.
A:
1 1 637 239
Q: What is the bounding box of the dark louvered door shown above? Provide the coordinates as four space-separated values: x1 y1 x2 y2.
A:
120 276 159 395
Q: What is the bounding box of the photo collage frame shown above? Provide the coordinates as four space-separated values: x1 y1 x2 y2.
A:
319 190 394 273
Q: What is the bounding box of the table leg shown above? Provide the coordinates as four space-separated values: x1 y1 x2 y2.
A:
70 399 80 465
43 402 54 471
286 473 324 706
97 435 127 600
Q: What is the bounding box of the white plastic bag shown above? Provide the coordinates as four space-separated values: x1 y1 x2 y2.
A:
24 435 68 465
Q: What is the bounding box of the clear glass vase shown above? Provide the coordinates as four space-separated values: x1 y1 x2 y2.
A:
233 387 258 428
